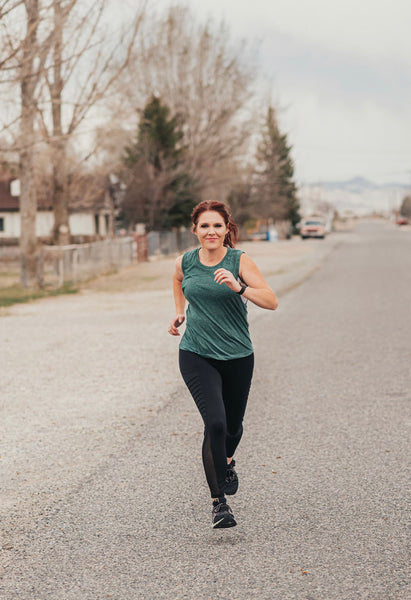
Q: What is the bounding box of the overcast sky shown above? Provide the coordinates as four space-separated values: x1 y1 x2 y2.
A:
146 0 411 186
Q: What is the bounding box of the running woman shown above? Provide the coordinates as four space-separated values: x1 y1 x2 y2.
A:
168 201 278 528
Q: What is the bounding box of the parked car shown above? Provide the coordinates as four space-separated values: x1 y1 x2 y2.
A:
396 216 408 226
300 218 326 239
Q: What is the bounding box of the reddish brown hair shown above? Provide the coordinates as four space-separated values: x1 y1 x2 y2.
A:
191 201 238 248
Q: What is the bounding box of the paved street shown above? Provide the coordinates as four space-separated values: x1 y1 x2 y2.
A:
1 221 409 599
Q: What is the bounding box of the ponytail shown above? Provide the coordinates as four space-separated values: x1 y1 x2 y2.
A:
224 217 238 248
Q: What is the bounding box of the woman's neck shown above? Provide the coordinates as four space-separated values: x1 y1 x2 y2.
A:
199 245 227 266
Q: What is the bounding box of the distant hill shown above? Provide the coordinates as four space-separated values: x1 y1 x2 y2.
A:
299 177 409 217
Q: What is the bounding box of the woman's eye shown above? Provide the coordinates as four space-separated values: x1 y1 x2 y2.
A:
200 224 208 228
215 224 223 228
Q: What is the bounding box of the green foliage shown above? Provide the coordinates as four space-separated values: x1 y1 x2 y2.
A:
124 96 184 172
162 174 199 228
122 96 197 229
255 105 301 227
227 181 254 226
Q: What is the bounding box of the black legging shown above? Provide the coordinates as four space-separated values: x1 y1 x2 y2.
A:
179 349 254 498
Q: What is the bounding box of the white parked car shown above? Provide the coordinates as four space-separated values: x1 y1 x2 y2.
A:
300 218 326 239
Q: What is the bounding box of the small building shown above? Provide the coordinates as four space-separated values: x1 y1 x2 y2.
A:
0 171 115 244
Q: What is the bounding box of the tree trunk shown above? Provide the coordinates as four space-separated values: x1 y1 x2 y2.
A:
51 0 70 246
51 143 70 245
19 0 41 287
19 147 39 286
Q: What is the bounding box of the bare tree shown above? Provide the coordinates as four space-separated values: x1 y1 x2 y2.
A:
18 1 45 286
0 2 27 75
0 0 145 288
1 1 64 282
115 6 257 201
34 0 146 244
0 1 38 284
17 1 37 285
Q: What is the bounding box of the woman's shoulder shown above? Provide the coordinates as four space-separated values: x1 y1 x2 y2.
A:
229 246 247 262
224 246 244 275
230 246 245 255
184 247 199 256
182 247 199 271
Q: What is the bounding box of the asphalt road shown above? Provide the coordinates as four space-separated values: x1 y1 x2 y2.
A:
1 221 409 599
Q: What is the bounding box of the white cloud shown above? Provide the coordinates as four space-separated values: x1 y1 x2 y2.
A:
185 0 411 65
126 0 411 183
281 95 411 183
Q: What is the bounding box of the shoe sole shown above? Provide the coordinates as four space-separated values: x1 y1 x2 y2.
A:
212 515 237 528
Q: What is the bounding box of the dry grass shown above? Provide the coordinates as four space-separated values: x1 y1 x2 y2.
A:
0 283 78 308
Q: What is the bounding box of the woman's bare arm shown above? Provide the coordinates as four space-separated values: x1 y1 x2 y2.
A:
238 253 278 310
169 255 186 336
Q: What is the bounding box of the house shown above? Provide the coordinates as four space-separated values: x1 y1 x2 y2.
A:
0 170 115 244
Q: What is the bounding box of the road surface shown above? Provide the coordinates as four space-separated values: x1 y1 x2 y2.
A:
1 221 409 599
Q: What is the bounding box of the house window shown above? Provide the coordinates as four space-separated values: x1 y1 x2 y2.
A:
94 214 99 235
0 217 4 232
105 214 109 233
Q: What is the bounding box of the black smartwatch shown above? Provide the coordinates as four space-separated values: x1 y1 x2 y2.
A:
237 283 248 295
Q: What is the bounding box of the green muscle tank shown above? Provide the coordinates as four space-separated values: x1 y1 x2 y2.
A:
179 246 253 360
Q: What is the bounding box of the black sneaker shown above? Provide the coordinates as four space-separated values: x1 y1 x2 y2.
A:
225 459 238 495
212 497 237 528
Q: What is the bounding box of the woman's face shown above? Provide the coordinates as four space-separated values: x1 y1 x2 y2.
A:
194 210 227 250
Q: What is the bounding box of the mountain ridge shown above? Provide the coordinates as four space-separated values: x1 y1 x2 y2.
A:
299 177 408 216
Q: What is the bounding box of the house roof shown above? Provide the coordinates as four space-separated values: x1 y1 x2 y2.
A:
0 178 53 211
0 180 18 210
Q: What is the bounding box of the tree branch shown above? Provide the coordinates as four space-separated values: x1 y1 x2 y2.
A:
67 3 146 135
0 0 24 19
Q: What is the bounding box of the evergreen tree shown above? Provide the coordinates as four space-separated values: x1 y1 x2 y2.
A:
122 96 197 229
227 180 254 226
164 173 200 228
124 96 184 172
277 132 300 228
255 106 300 228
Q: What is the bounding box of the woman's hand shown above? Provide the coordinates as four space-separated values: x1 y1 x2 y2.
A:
214 268 241 292
168 314 185 336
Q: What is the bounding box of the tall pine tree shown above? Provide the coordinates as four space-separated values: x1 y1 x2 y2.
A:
122 96 197 229
255 105 300 228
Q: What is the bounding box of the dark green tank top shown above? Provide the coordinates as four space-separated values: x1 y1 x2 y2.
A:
179 246 253 360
